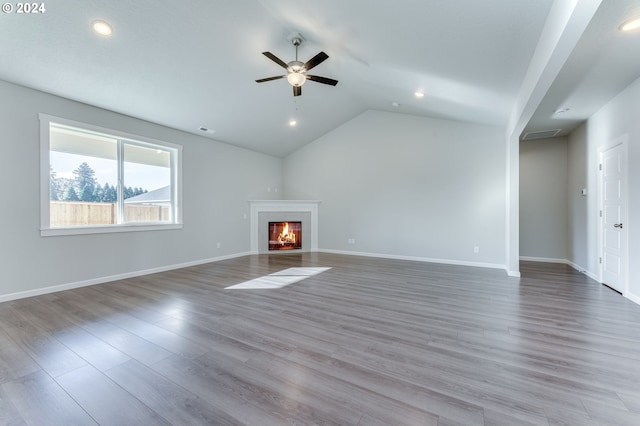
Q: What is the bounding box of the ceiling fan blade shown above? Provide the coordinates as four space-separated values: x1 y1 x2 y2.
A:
262 52 289 69
303 52 329 71
293 86 302 97
307 75 338 86
255 75 285 83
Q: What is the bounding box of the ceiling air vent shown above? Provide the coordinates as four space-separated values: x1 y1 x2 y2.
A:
199 126 216 134
522 129 561 141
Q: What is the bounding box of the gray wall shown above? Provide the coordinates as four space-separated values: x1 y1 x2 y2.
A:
519 137 568 260
567 124 589 269
0 80 282 299
567 75 640 302
282 110 506 267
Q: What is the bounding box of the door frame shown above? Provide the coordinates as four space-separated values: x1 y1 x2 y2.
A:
597 135 628 295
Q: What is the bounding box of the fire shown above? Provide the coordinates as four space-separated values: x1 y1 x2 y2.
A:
277 222 296 245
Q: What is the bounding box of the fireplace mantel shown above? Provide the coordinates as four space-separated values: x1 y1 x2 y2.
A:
248 200 320 254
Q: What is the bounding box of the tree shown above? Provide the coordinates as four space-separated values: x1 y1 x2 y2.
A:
55 178 75 201
50 166 59 201
102 183 117 202
74 162 97 202
124 186 134 200
92 184 104 202
65 186 79 201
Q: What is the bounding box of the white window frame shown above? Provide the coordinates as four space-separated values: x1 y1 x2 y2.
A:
40 114 183 236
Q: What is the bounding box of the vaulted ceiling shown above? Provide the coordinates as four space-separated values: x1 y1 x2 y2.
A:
1 1 639 156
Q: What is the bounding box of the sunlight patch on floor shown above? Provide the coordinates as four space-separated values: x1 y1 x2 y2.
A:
225 267 331 290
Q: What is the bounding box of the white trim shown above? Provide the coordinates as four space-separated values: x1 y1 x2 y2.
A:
42 223 182 237
520 256 600 281
319 248 507 272
626 292 640 306
597 136 629 294
566 260 599 281
39 113 183 150
39 113 183 236
519 256 567 263
0 252 251 303
248 200 320 253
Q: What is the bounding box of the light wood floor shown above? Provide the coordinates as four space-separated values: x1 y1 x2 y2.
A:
1 253 640 425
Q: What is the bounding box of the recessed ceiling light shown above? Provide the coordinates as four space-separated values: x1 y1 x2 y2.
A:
414 91 425 98
289 120 297 127
391 101 400 107
92 20 113 36
620 16 640 32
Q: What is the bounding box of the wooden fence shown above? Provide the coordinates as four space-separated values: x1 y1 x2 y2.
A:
50 201 169 226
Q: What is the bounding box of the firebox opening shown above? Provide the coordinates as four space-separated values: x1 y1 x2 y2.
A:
269 221 302 251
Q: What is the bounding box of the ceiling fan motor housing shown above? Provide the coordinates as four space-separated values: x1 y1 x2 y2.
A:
288 60 305 73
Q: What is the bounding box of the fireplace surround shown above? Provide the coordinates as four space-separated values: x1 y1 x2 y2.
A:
248 200 320 254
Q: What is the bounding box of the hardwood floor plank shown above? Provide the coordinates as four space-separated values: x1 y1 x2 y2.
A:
0 327 41 384
105 359 240 425
0 306 87 378
329 343 554 424
55 364 170 426
78 319 174 366
150 353 297 425
581 397 640 426
0 385 26 426
10 299 131 372
193 350 363 425
154 316 262 362
47 296 175 366
617 390 640 413
239 350 443 425
1 253 640 424
1 370 97 425
467 329 640 386
284 347 486 425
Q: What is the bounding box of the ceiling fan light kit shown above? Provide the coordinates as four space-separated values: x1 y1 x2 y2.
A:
256 33 338 97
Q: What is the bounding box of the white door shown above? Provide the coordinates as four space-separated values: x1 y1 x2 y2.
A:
601 143 627 293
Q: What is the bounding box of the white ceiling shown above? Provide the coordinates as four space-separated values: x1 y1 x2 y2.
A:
524 0 640 139
0 1 638 156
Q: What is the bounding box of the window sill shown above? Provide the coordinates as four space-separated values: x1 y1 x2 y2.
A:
41 223 183 237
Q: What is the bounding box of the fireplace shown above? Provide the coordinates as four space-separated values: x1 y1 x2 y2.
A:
268 221 302 251
248 200 320 254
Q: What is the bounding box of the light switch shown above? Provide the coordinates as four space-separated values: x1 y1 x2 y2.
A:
581 188 587 196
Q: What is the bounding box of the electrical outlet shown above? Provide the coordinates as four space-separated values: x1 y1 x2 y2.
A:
217 242 221 249
474 246 479 253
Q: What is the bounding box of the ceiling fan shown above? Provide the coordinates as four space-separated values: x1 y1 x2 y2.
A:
256 34 338 97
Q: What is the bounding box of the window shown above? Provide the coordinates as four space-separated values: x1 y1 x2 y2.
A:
40 114 182 236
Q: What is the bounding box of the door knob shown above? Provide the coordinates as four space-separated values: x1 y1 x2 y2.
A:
614 223 623 228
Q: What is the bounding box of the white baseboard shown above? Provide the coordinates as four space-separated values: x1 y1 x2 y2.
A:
520 256 567 264
7 250 631 307
626 291 640 306
520 256 600 281
523 258 639 307
504 255 611 281
565 260 599 281
0 252 251 303
319 249 507 271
